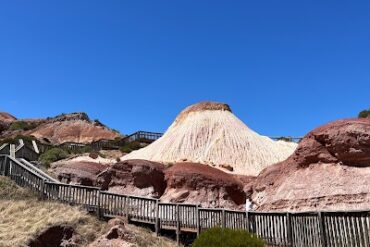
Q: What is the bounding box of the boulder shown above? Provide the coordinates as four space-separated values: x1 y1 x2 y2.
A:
88 218 135 247
50 161 108 186
161 162 246 209
96 159 166 198
252 118 370 212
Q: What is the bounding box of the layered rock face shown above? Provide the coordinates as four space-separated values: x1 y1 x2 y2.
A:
96 160 166 198
162 163 246 209
26 113 120 144
252 118 370 212
50 161 108 186
123 101 297 176
0 112 16 123
0 112 120 144
0 112 16 133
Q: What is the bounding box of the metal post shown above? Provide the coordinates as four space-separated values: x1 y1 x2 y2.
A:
318 212 327 247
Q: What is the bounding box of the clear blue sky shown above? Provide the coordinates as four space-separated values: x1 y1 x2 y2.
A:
1 1 369 137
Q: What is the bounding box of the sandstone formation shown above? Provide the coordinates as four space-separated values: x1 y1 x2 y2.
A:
123 101 297 176
252 118 370 212
0 112 16 133
162 162 246 209
0 112 16 123
96 159 166 198
26 113 120 144
50 161 108 186
0 112 121 145
88 218 178 247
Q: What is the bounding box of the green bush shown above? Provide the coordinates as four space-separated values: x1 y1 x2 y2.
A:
39 148 69 166
119 141 142 154
193 227 264 247
9 121 38 131
358 109 370 118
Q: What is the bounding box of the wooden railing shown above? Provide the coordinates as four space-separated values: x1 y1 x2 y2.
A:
0 154 369 246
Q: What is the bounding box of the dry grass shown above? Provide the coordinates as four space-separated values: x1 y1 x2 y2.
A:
0 176 107 247
0 176 180 247
127 224 181 247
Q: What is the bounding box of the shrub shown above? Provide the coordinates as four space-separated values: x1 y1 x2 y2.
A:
119 141 142 154
193 227 264 247
358 109 370 118
9 121 37 131
39 148 69 166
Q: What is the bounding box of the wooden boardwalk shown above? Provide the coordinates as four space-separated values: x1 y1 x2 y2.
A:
0 154 369 246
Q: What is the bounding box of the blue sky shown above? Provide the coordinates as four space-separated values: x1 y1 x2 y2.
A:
1 1 369 137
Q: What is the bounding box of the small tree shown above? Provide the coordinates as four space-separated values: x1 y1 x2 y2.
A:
193 227 264 247
358 109 370 118
39 148 69 167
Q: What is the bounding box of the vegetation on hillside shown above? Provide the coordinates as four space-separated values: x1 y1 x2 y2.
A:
38 147 69 166
358 109 370 118
9 120 38 131
119 141 143 153
192 227 264 247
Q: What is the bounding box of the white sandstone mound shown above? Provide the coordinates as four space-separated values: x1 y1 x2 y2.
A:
122 102 297 176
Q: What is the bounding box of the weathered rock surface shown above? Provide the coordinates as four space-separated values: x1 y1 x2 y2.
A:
162 162 246 209
88 218 135 247
96 159 166 198
0 112 16 133
27 224 79 247
123 101 297 176
0 112 16 123
252 118 370 212
0 112 120 145
50 161 108 186
88 218 178 247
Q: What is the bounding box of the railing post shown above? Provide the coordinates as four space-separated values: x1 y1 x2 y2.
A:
125 196 131 220
318 212 327 247
222 209 226 228
196 205 201 236
96 190 101 219
286 212 293 247
39 179 46 199
155 200 160 236
246 211 250 232
176 204 180 245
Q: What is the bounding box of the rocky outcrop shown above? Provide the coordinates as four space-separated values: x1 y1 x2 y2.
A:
0 112 16 133
0 112 16 123
252 118 370 212
27 224 79 247
123 101 297 176
0 112 121 144
162 162 246 209
50 161 108 186
96 160 166 198
88 218 134 247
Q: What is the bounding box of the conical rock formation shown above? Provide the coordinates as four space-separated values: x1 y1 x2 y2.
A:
123 102 297 176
